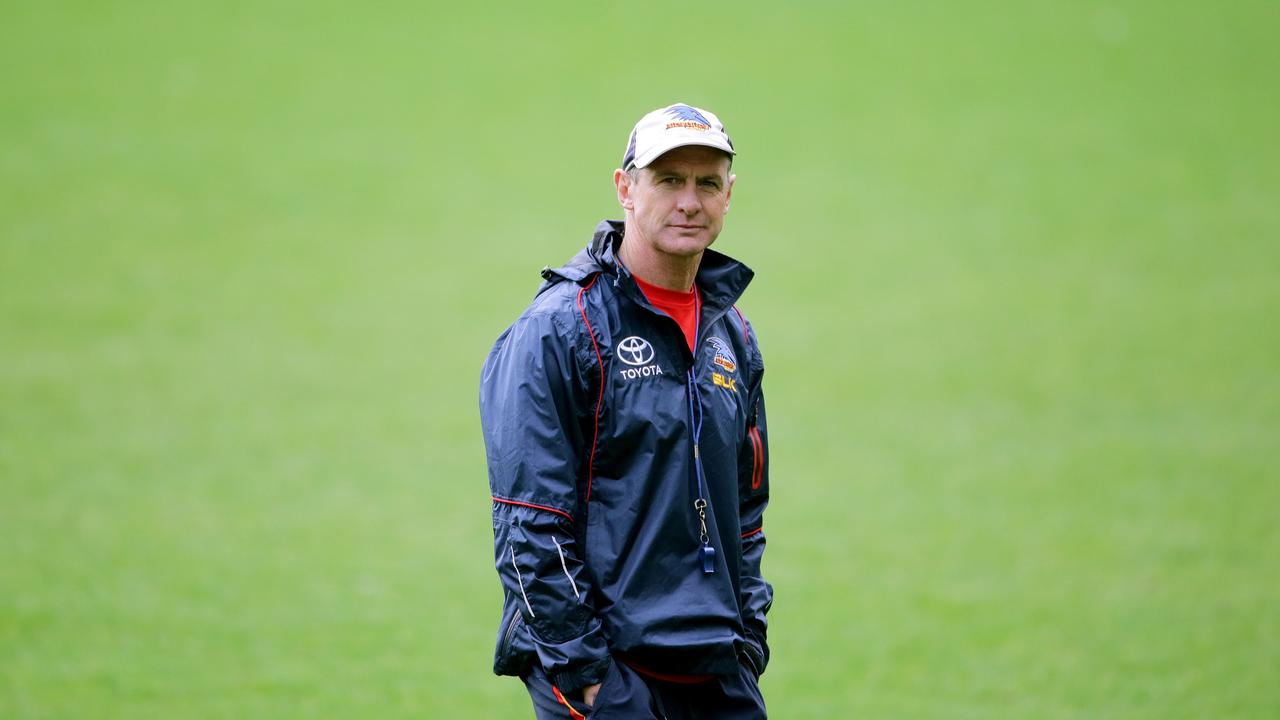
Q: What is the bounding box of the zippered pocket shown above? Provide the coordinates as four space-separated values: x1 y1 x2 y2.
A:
500 607 523 655
493 593 535 676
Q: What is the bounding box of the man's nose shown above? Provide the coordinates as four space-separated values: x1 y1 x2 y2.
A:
676 184 701 214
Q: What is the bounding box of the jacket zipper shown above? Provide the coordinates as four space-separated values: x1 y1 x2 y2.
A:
630 272 718 575
501 607 523 653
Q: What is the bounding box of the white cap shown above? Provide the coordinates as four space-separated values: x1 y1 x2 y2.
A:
621 103 735 170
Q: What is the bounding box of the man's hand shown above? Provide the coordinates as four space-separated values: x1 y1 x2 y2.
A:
583 682 602 707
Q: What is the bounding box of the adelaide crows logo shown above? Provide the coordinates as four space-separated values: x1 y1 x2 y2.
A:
706 336 739 393
665 105 711 131
706 336 737 373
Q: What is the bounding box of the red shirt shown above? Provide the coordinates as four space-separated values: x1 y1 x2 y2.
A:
633 273 700 352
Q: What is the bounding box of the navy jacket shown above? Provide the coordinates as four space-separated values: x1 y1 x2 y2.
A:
480 220 773 692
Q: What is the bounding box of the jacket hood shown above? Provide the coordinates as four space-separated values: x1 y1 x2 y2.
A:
537 220 754 314
537 220 624 292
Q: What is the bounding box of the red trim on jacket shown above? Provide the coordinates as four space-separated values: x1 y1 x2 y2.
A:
491 496 574 524
576 275 605 503
731 304 751 344
741 526 764 539
748 425 764 490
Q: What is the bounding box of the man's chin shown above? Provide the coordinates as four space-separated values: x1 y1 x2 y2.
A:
658 233 716 257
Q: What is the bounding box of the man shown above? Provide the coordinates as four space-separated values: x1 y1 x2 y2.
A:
479 103 773 719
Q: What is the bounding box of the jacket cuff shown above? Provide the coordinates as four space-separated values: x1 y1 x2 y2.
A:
550 656 613 693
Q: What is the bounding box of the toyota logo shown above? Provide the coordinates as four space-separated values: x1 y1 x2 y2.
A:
617 336 655 366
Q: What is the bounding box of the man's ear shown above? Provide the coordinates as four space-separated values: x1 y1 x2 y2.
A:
724 172 736 214
614 168 635 211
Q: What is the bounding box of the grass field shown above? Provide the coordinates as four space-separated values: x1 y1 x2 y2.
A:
3 1 1278 717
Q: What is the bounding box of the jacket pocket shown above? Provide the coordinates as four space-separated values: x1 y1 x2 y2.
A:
739 644 764 679
493 592 535 676
585 660 661 719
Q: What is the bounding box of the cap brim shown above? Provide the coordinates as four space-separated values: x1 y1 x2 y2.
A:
632 138 736 169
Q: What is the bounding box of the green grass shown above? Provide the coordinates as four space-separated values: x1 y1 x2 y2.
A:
3 1 1278 717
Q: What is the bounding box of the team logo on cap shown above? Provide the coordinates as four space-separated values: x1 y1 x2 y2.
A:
665 105 711 131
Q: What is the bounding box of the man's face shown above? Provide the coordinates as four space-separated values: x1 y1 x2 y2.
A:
615 145 735 259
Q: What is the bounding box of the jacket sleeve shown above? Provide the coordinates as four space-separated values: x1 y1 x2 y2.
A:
479 309 612 692
737 322 774 677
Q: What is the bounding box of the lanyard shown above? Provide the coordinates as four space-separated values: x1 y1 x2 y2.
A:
684 292 716 575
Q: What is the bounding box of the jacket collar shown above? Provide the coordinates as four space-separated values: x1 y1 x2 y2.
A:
539 220 755 317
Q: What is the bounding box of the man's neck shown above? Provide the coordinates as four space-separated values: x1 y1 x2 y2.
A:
618 228 702 292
